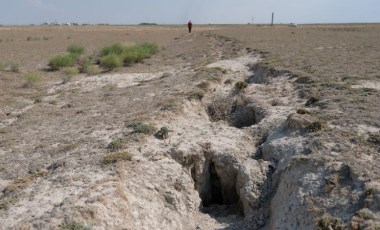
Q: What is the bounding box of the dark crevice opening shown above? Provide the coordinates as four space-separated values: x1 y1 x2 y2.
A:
204 162 224 207
200 162 242 218
206 96 265 129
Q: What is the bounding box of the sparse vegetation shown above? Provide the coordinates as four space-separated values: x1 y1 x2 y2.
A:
107 138 127 152
123 43 159 65
60 219 91 230
356 208 375 220
102 151 133 164
58 143 80 153
155 127 169 140
78 56 92 73
1 24 379 229
48 44 85 71
31 92 44 103
128 122 157 135
10 63 20 72
0 62 5 71
321 82 351 90
187 91 204 100
100 43 125 57
61 67 79 84
316 214 344 230
158 98 178 111
67 44 85 55
197 81 210 90
62 67 79 76
100 54 122 70
23 71 43 87
85 65 101 75
100 42 159 67
207 93 235 122
48 54 78 70
0 198 18 211
3 177 35 194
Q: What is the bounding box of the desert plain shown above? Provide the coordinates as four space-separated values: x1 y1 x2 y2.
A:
0 24 379 229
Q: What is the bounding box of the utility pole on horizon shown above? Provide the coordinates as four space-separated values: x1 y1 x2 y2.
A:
271 12 274 26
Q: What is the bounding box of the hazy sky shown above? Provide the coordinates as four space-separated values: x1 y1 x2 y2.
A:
1 0 379 25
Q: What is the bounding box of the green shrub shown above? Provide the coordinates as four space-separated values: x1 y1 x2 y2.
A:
67 44 85 55
99 43 158 68
141 42 159 55
100 54 122 70
48 54 78 70
123 51 139 65
23 71 43 87
102 152 133 164
123 43 158 64
100 43 124 57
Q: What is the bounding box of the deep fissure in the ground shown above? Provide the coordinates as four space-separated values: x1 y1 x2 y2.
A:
203 162 224 206
230 100 265 128
200 162 240 210
207 95 265 128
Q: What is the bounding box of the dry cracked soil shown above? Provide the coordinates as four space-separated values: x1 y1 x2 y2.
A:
0 25 379 229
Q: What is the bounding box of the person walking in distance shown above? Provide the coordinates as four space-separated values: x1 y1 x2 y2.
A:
188 20 193 34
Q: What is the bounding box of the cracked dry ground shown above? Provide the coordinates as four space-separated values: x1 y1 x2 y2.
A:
1 28 380 230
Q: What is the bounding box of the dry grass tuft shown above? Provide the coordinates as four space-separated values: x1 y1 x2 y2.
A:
107 138 127 152
102 152 133 164
316 214 344 230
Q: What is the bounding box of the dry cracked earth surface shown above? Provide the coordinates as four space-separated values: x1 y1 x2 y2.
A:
0 25 379 229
